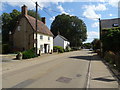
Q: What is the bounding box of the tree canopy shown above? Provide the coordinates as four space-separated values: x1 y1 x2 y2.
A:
50 14 87 47
28 10 41 20
91 38 100 50
102 27 120 52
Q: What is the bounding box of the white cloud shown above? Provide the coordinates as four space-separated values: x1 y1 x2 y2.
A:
82 4 107 20
107 0 119 7
49 16 55 21
92 22 99 28
95 4 107 11
87 31 99 39
57 5 69 14
84 30 99 43
56 5 74 16
109 14 113 16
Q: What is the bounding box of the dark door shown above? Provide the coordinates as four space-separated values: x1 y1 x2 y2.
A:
44 44 47 53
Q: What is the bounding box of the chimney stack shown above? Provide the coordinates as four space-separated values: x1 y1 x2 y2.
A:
21 5 27 16
41 17 46 24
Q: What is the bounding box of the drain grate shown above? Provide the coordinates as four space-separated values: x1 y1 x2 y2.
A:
76 74 81 77
56 77 72 83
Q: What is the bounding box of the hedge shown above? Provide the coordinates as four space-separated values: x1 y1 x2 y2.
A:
53 46 64 53
22 48 37 59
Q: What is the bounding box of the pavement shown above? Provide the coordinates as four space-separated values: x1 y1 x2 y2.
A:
89 54 119 88
1 50 119 88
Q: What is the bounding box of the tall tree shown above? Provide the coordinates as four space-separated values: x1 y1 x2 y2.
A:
2 10 21 43
51 14 87 47
91 38 100 50
28 10 41 20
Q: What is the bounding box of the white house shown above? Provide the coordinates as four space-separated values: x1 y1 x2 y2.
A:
12 5 53 54
53 35 70 49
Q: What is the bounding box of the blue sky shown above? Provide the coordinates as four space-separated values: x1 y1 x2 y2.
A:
1 0 119 43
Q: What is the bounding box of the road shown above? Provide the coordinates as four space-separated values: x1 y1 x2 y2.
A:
2 49 119 88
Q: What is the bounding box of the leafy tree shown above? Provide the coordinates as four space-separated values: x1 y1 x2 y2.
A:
102 27 120 52
28 10 41 20
82 43 91 49
50 14 87 47
2 10 21 43
91 38 100 50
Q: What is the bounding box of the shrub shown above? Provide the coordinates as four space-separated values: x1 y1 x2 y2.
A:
71 47 80 51
104 51 115 64
65 46 71 52
53 46 64 53
22 48 37 59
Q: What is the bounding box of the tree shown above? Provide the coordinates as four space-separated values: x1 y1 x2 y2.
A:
28 10 41 20
102 27 120 52
91 38 100 50
50 14 87 47
82 43 91 49
2 10 21 43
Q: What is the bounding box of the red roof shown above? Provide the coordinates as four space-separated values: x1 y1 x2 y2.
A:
25 15 53 36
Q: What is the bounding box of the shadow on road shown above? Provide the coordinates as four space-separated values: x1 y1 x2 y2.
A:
69 54 101 61
92 76 116 82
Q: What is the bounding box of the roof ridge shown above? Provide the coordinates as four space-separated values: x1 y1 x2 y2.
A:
58 34 68 41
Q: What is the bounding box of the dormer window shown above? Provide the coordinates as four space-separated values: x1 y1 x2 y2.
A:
17 26 21 31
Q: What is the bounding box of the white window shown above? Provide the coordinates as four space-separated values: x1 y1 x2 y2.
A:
40 35 43 39
17 26 21 31
40 45 43 51
48 37 50 40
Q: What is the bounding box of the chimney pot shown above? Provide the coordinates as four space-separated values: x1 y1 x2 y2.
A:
21 5 27 16
41 17 46 24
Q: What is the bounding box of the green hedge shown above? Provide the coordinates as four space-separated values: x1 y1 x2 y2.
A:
53 46 64 53
22 48 37 59
65 46 71 52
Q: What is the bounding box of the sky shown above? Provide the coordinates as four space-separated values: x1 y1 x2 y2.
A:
1 0 119 43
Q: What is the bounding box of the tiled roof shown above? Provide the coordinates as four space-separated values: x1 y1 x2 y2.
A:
58 35 68 41
101 18 120 29
25 15 54 36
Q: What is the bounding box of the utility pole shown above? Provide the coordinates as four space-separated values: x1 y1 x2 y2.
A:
99 18 103 57
35 2 38 55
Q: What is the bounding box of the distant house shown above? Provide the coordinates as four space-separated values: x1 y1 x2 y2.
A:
101 18 120 34
53 34 70 49
101 18 120 29
11 5 54 54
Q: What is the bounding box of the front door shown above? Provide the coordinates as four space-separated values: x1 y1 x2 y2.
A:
44 44 47 53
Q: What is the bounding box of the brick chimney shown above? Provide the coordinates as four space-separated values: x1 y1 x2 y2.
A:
41 17 46 24
21 5 27 16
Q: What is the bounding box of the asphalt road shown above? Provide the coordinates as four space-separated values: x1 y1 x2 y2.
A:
2 49 118 88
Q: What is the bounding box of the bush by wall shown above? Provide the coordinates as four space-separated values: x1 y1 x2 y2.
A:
53 46 64 53
104 51 120 71
64 46 71 52
22 48 37 59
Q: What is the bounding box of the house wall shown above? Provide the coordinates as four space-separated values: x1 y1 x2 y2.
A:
64 41 70 49
13 17 34 51
34 33 53 54
53 36 64 49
